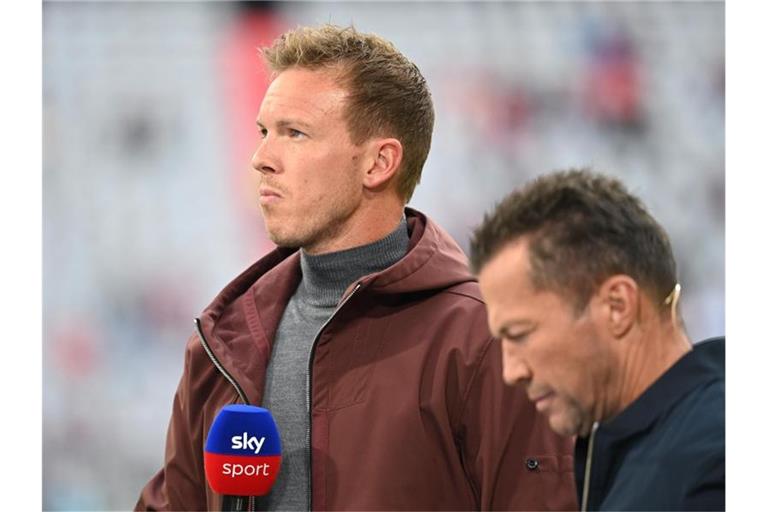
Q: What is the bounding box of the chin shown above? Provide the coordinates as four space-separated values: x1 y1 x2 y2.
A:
268 232 301 249
262 219 294 246
267 224 314 249
548 410 583 438
548 420 578 438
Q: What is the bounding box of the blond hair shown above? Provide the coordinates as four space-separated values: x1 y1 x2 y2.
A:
262 24 435 202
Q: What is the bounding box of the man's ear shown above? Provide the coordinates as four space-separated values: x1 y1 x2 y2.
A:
594 275 639 339
362 137 403 191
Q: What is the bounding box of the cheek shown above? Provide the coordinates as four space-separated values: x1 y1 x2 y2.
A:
535 326 592 393
308 149 359 188
552 332 603 406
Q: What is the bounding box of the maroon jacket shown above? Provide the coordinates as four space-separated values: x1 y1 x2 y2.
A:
136 209 577 510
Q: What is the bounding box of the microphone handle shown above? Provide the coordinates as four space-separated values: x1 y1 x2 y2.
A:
221 495 251 511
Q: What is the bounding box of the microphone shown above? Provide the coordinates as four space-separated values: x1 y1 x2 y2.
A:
204 405 282 511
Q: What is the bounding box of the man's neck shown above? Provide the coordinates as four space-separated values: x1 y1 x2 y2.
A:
303 198 405 255
298 216 409 307
612 322 692 419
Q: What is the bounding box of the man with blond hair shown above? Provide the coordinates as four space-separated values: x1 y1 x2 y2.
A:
136 25 576 511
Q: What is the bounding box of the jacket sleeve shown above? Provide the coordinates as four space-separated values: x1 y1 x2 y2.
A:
135 335 208 511
457 335 579 511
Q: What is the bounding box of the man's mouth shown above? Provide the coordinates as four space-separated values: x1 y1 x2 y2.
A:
531 391 555 411
259 186 282 198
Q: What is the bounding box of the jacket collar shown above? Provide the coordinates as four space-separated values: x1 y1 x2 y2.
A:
595 337 725 437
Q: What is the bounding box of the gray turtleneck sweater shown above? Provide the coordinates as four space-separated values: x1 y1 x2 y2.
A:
257 218 410 511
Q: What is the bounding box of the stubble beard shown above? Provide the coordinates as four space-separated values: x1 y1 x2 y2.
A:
262 198 358 252
549 396 590 438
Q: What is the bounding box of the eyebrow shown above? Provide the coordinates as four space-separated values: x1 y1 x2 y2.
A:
257 119 313 131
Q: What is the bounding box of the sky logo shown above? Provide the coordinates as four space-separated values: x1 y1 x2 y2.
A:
231 432 266 454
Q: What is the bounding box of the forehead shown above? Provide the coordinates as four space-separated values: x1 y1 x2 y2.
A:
259 67 348 122
478 240 566 332
478 241 534 304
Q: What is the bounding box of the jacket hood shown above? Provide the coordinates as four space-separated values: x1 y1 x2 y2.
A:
360 207 475 294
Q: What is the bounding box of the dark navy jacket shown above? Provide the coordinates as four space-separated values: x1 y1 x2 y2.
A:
575 337 725 511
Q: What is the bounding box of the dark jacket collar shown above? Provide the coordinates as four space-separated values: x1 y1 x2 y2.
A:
598 337 725 437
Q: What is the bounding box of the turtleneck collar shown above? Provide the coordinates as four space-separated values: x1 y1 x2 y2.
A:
298 217 409 307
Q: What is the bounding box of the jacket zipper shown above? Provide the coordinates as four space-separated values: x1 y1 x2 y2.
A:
195 318 256 511
305 282 363 510
580 422 600 512
195 318 250 404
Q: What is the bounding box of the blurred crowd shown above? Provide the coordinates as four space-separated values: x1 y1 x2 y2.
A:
43 1 724 509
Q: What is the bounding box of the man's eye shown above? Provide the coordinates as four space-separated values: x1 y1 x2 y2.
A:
259 128 268 139
505 332 529 344
288 128 306 139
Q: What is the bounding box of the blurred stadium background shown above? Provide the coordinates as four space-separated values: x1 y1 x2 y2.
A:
43 1 724 509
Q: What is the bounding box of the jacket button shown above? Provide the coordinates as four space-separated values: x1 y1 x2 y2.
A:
525 458 539 471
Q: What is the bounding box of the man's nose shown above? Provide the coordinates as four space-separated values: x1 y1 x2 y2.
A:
251 137 278 175
501 342 531 386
